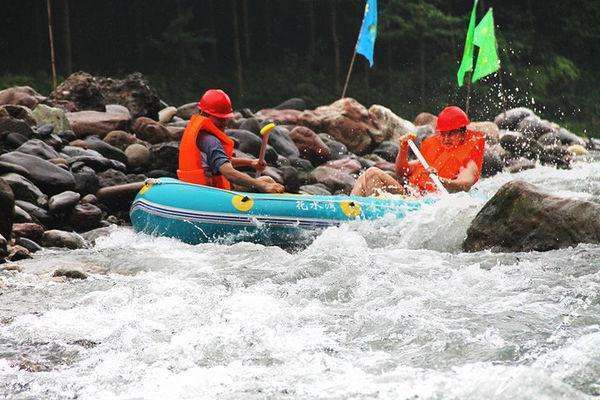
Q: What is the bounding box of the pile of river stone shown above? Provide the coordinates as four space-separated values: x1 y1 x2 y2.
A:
0 71 597 260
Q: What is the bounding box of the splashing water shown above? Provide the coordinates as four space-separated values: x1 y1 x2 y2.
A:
1 161 600 399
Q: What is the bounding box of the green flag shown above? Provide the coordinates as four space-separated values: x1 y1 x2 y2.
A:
472 8 500 83
457 0 479 87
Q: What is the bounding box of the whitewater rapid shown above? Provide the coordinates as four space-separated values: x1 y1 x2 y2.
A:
1 160 600 399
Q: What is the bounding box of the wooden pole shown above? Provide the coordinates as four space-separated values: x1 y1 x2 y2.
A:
47 0 58 90
341 47 358 99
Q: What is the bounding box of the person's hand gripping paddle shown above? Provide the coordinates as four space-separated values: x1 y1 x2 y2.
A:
255 122 276 178
407 139 448 194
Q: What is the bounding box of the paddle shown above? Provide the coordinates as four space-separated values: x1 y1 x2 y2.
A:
407 139 448 194
256 122 276 178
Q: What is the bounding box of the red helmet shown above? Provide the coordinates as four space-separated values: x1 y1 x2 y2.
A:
436 106 470 132
198 89 234 119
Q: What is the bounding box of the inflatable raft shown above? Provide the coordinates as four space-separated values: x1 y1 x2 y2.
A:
130 178 432 247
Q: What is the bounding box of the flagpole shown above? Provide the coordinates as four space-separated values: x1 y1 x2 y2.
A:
465 71 472 115
46 0 58 90
341 46 358 99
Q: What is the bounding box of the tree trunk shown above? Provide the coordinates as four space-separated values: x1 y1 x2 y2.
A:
331 0 341 92
232 0 244 96
242 0 251 62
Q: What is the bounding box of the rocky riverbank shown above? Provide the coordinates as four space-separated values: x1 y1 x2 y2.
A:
0 71 598 260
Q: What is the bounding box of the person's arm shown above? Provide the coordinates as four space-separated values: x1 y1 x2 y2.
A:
439 160 479 192
395 134 419 178
219 162 284 193
231 157 266 171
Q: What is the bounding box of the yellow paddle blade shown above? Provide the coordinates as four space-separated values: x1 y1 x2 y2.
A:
260 122 276 136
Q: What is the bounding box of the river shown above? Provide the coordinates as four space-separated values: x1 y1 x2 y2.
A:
1 160 600 399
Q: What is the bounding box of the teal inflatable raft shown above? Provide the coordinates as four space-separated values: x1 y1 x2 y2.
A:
130 178 431 246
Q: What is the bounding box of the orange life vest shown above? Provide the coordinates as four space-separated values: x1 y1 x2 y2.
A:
177 115 235 189
408 130 485 193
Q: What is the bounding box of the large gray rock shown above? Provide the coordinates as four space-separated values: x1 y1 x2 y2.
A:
82 136 127 164
50 72 106 111
463 180 600 252
494 108 535 130
42 230 87 249
97 72 161 120
66 110 130 138
16 139 61 160
267 127 300 158
517 116 556 140
310 166 356 194
226 129 278 163
68 155 125 173
48 191 81 214
150 141 179 172
96 182 145 211
0 173 47 206
0 178 15 240
70 203 103 231
0 152 76 196
373 141 399 163
482 144 506 177
15 200 51 226
125 143 150 168
499 131 544 159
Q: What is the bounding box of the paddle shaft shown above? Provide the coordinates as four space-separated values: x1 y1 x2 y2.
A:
407 140 448 194
255 131 271 178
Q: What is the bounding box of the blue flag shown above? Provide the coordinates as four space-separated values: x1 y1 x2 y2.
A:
356 0 378 67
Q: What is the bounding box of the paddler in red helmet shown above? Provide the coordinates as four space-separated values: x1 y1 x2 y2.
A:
351 106 485 196
178 89 284 193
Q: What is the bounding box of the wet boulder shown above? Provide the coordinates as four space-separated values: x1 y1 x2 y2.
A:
482 144 506 177
0 113 35 138
42 229 87 250
310 165 356 194
494 107 535 130
499 131 543 159
267 127 300 158
149 141 179 172
15 200 51 226
16 139 61 160
66 110 130 138
279 166 301 193
517 116 556 140
12 223 45 241
8 245 32 261
51 72 106 111
555 128 586 148
0 177 15 240
97 72 161 120
31 104 71 133
0 173 47 206
369 105 415 144
539 145 572 169
319 134 348 161
239 118 261 134
97 169 146 188
70 203 103 231
16 237 42 254
373 141 399 163
0 152 76 195
132 117 171 144
82 137 127 164
226 129 278 163
463 180 600 252
290 126 330 165
48 191 81 214
67 155 125 173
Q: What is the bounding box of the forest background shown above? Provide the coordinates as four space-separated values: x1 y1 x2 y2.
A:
2 0 599 136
